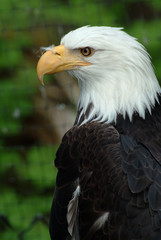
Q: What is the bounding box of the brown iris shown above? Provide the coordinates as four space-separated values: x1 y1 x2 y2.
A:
80 47 93 57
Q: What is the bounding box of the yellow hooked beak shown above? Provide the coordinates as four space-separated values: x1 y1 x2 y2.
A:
37 45 91 85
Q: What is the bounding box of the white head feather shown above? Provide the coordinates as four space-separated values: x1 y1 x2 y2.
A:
61 26 161 123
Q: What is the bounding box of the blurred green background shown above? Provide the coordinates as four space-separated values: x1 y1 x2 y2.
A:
1 0 161 239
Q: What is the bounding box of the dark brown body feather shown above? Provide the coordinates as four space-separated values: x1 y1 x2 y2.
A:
49 95 161 240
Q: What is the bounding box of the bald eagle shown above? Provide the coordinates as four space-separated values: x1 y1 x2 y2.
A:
37 26 161 240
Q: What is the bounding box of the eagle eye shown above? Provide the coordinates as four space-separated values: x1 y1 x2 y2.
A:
80 47 93 57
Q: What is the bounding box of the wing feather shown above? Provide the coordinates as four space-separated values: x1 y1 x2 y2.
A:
50 120 161 240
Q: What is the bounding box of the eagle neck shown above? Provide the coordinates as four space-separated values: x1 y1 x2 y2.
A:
74 69 161 125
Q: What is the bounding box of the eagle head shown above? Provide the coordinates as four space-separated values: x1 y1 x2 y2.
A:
37 26 161 123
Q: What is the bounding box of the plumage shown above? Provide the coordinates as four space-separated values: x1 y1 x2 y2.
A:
36 26 161 239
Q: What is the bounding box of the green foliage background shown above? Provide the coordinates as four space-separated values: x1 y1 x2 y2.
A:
1 0 161 239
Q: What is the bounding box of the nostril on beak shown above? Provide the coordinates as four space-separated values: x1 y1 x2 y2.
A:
55 52 61 56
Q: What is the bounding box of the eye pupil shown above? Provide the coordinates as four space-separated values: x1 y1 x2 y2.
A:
81 47 92 56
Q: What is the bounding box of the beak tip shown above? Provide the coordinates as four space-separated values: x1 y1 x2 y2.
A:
38 74 45 86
